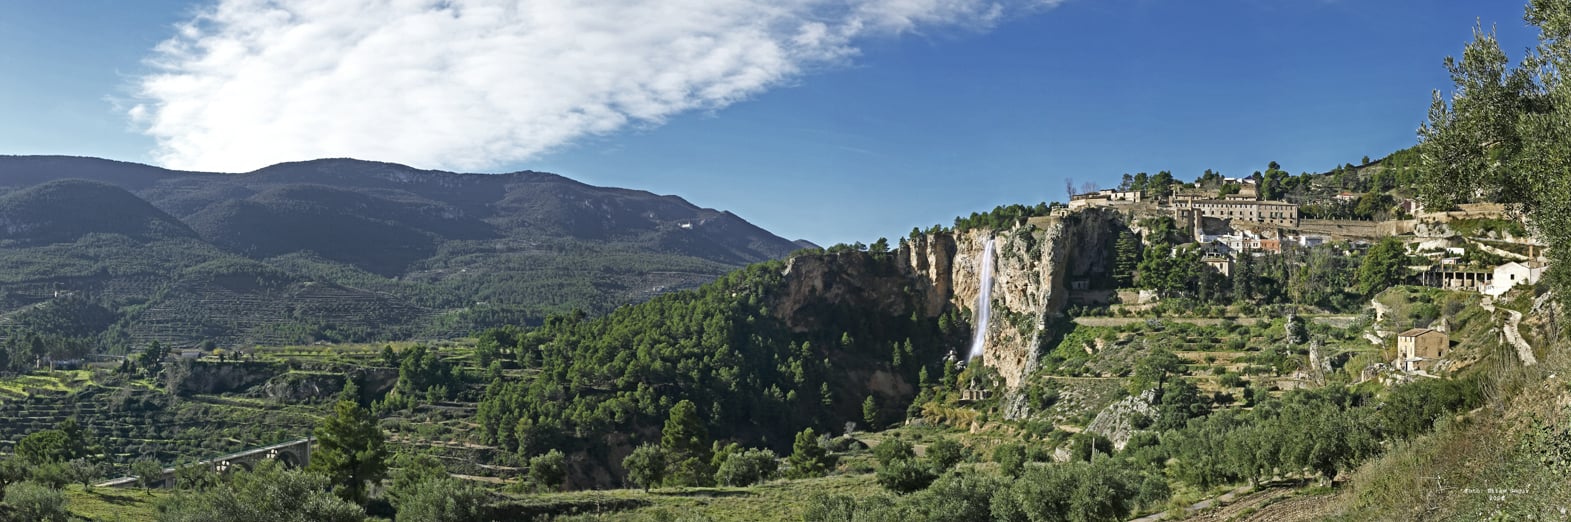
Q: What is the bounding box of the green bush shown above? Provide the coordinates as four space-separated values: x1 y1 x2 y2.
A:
527 450 567 492
924 438 966 472
714 448 779 487
156 461 364 522
873 438 915 467
1 481 67 522
875 458 937 494
393 478 490 522
992 443 1027 478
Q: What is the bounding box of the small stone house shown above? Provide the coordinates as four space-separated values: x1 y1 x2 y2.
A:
1202 256 1233 277
1396 328 1448 372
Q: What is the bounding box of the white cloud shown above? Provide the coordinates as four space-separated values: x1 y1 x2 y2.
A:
131 0 1060 172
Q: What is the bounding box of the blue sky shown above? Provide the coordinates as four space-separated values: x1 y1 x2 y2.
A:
0 1 1540 246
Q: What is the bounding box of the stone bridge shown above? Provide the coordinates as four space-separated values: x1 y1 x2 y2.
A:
98 438 313 488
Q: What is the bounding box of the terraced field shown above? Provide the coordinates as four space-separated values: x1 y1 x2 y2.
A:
0 339 522 483
0 381 324 474
126 279 434 347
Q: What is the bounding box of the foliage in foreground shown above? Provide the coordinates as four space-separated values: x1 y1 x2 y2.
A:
1417 0 1571 306
155 461 364 522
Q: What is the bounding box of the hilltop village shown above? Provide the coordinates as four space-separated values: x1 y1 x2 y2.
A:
1067 171 1545 294
1051 167 1545 381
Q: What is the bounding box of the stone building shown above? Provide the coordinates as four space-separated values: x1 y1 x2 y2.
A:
1202 255 1233 277
1421 266 1493 292
1069 189 1143 209
1170 196 1299 227
1396 328 1448 372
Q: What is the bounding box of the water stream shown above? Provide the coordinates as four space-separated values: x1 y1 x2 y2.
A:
967 238 996 360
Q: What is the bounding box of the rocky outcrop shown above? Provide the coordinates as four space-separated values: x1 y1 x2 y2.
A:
946 210 1126 388
772 208 1128 391
167 361 284 395
1085 389 1158 450
257 372 348 403
775 251 932 333
165 360 396 400
251 368 396 403
902 232 957 318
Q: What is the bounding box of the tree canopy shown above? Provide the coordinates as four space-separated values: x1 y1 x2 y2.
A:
1418 6 1570 303
307 397 388 504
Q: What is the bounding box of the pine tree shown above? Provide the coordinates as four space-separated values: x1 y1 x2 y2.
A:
308 397 388 503
1232 253 1256 303
1113 231 1141 288
660 400 712 486
862 395 879 430
787 428 832 478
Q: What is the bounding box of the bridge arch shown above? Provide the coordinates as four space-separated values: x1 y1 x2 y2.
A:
96 438 315 489
268 448 304 469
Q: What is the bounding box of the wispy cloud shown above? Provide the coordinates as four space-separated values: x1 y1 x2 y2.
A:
130 0 1060 172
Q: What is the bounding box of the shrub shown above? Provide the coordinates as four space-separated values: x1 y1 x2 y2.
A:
393 478 489 522
1069 433 1114 463
874 438 915 467
387 453 447 508
28 464 70 490
875 458 937 494
622 444 666 491
907 469 1003 522
924 438 965 472
132 458 165 491
714 448 779 487
155 461 364 522
528 450 567 492
2 481 68 522
992 443 1027 478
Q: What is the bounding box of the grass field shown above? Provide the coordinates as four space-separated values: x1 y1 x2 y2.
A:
64 485 163 522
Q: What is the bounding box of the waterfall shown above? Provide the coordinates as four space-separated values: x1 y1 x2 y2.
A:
967 238 996 361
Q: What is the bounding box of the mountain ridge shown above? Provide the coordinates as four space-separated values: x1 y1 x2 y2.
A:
0 155 814 347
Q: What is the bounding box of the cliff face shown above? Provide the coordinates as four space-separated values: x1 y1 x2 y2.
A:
961 211 1123 388
775 251 930 334
770 208 1126 391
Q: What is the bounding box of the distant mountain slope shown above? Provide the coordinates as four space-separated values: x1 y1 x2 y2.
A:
0 180 195 245
0 155 808 347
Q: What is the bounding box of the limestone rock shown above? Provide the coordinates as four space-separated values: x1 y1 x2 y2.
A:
1085 389 1158 451
773 208 1128 391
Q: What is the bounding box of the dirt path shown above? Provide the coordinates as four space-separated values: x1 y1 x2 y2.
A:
1482 296 1536 366
1129 486 1337 522
1370 298 1391 326
1502 307 1536 365
1127 485 1253 522
1363 333 1384 347
1467 239 1531 262
1196 491 1340 522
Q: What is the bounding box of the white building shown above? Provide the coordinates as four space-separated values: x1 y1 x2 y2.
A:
1068 189 1143 209
1483 261 1547 296
1287 235 1327 248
